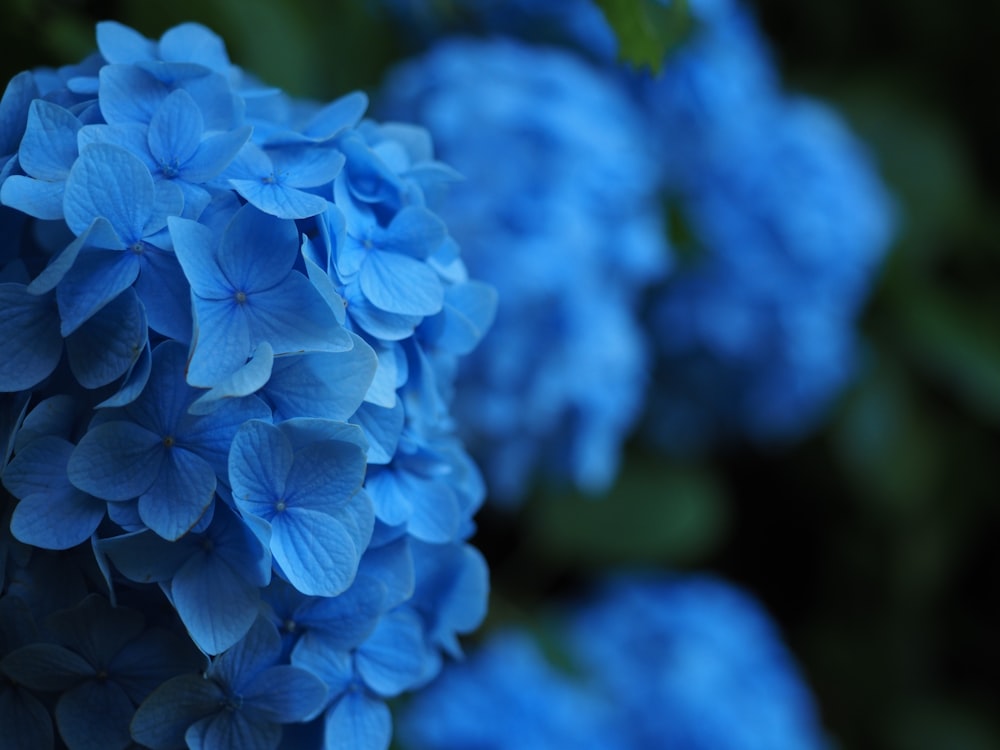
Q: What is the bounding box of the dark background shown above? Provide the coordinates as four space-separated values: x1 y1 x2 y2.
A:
2 1 998 747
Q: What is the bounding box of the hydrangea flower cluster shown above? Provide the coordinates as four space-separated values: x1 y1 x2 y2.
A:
381 0 895 454
378 37 669 502
639 0 895 449
0 20 493 750
399 574 828 750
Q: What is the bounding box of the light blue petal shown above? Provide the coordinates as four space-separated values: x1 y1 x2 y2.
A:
96 21 156 65
360 250 443 316
159 23 231 70
28 217 120 295
356 608 427 697
123 339 194 433
0 174 65 220
349 401 403 466
168 215 229 299
189 342 274 415
15 394 78 450
271 507 360 597
429 280 498 355
98 529 197 583
229 420 292 518
148 89 203 169
67 421 163 501
359 536 414 611
178 394 272 478
302 91 368 141
364 469 411 527
18 99 80 179
138 448 216 541
345 286 422 341
56 679 134 750
248 274 352 354
63 143 155 241
56 250 139 335
276 418 368 454
98 64 167 125
0 283 62 392
0 71 38 156
186 295 252 388
182 126 252 182
242 664 327 723
147 178 185 234
217 204 298 293
65 286 147 389
272 145 345 189
76 121 154 170
230 178 329 220
381 206 446 259
286 439 365 510
264 344 375 422
324 691 391 750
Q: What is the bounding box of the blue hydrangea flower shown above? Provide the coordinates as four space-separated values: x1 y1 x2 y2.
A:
399 574 829 750
378 36 670 502
0 19 493 750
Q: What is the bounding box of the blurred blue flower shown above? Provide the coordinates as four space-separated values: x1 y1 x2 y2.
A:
399 574 828 750
379 36 669 502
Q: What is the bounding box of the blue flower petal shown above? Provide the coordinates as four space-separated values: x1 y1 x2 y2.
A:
0 174 66 220
18 99 80 180
216 204 298 293
159 23 230 70
63 143 155 241
67 420 163 501
96 21 157 65
302 91 368 141
56 679 134 750
137 447 216 540
186 711 279 750
230 178 330 220
324 690 392 750
98 64 167 125
56 250 140 335
264 342 376 422
360 249 443 316
381 206 446 259
242 664 327 723
65 285 147 389
133 245 193 341
356 608 427 697
182 126 252 183
271 508 362 597
188 342 274 416
0 283 62 392
0 686 53 750
130 673 225 750
96 340 152 408
148 89 203 170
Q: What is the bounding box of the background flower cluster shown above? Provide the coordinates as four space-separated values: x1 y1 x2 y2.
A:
0 0 998 748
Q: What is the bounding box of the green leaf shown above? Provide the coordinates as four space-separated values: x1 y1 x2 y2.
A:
593 0 696 72
526 456 728 568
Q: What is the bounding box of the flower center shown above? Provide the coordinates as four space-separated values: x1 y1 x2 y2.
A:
234 290 247 304
275 499 287 513
162 435 175 448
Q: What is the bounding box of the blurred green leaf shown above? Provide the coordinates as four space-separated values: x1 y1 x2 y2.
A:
526 457 728 568
888 700 1000 750
593 0 696 72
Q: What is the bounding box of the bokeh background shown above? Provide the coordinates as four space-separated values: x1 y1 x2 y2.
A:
2 1 998 748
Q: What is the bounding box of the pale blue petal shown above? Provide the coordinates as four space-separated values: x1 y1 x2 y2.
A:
324 691 391 750
159 23 230 69
96 340 152 408
189 342 274 415
18 99 80 179
217 204 298 293
230 178 329 220
0 174 65 220
356 609 427 697
28 217 120 295
276 418 368 454
187 295 252 388
427 280 498 355
286 439 366 510
148 89 203 168
381 206 446 259
178 394 272 477
138 448 216 541
67 421 162 501
63 143 155 241
248 274 352 354
229 420 292 518
147 178 185 234
98 64 167 124
96 21 156 64
349 401 403 465
76 122 154 170
272 508 360 596
360 250 443 316
126 339 195 433
98 529 197 583
0 283 62 392
182 126 252 182
0 71 38 156
271 145 345 189
302 91 368 141
168 215 230 299
264 344 375 422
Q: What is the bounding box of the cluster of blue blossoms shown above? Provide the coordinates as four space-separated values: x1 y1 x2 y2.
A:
380 0 895 473
399 573 828 750
0 21 493 750
379 36 669 502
